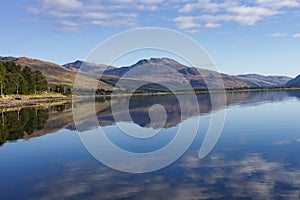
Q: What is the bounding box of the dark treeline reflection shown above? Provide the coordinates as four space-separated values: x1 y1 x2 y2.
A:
0 104 74 146
0 107 49 146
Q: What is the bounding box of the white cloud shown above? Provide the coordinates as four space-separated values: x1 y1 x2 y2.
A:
61 20 78 27
184 29 201 34
178 0 239 13
28 0 142 31
255 0 300 8
81 12 108 19
292 33 300 37
173 16 201 29
227 6 278 25
27 6 39 14
269 33 288 37
42 0 83 11
109 0 164 4
273 140 291 145
27 0 300 31
179 0 221 13
175 0 300 30
204 22 221 28
90 18 137 27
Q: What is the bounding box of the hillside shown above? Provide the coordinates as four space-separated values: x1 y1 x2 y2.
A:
101 58 253 89
286 75 300 87
0 56 112 90
236 74 292 87
101 58 291 89
1 56 294 92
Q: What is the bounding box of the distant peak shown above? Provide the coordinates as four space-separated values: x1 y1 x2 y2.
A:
74 60 84 65
149 57 180 63
135 59 150 65
133 57 182 66
149 57 166 62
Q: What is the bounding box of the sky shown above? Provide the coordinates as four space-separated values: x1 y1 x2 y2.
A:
0 0 300 77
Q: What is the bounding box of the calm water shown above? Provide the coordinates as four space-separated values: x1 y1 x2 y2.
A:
1 90 300 199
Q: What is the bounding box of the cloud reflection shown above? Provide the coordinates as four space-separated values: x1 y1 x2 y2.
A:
31 150 300 200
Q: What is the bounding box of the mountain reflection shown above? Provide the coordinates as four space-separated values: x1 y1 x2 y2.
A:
88 90 300 129
1 90 300 146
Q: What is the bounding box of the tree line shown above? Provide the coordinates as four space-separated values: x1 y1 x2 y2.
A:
0 61 48 95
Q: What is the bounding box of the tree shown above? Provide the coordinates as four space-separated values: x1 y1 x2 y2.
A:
22 66 35 94
4 73 16 94
34 70 48 93
55 85 64 93
0 61 48 95
0 62 5 96
15 74 28 94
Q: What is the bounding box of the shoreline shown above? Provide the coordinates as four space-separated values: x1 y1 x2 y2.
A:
0 94 72 111
1 87 300 110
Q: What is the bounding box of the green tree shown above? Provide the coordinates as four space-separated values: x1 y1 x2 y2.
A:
4 73 16 94
55 84 64 93
22 66 35 94
34 70 48 93
0 62 5 96
0 61 48 95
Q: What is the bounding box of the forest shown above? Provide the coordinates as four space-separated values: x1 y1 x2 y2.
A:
0 61 48 95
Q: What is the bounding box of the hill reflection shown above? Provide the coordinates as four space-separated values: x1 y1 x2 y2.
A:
1 90 299 146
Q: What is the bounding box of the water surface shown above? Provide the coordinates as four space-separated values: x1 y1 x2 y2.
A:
1 90 300 199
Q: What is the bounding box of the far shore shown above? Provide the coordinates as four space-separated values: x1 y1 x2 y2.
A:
1 87 300 110
94 87 300 97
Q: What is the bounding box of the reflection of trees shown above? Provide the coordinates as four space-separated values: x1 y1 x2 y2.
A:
0 107 49 146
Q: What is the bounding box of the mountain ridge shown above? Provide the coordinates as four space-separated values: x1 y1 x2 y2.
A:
286 75 300 87
236 74 292 87
97 58 292 89
0 56 294 90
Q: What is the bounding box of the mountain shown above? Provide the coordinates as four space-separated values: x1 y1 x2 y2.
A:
102 58 291 89
101 58 253 89
0 56 295 91
286 75 300 87
63 60 116 73
0 56 113 90
236 74 292 87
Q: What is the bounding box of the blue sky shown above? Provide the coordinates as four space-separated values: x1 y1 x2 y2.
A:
0 0 300 77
